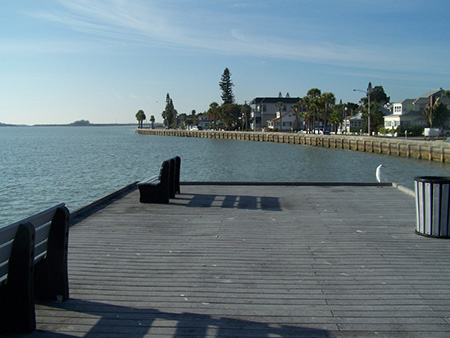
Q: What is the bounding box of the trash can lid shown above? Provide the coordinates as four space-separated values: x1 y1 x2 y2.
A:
414 176 450 183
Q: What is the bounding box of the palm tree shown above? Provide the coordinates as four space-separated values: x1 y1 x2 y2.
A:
329 108 343 133
306 88 321 132
191 110 199 126
135 110 146 128
292 102 302 131
241 103 252 130
320 92 336 132
275 101 283 131
208 102 220 130
309 99 321 133
299 96 312 132
150 115 155 129
423 97 449 128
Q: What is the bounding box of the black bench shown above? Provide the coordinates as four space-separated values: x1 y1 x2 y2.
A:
0 204 70 333
169 156 181 198
138 160 171 203
138 156 181 203
174 156 181 194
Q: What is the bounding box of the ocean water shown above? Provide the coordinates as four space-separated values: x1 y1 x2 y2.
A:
1 126 448 227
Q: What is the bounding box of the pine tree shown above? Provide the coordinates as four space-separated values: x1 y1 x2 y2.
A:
162 93 178 128
219 68 234 104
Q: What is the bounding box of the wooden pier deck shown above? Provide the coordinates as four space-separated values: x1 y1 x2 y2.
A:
18 184 450 337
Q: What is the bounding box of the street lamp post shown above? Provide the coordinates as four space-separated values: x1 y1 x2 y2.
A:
353 86 372 136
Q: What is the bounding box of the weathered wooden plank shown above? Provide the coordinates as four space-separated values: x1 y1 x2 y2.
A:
25 185 450 337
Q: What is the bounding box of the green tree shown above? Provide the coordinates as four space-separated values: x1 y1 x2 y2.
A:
442 90 450 98
240 103 252 130
162 93 178 128
208 102 220 130
219 68 234 104
305 88 321 132
345 102 359 116
191 110 199 126
275 102 284 131
150 115 155 129
371 85 390 105
357 84 389 134
135 110 146 128
292 102 302 131
358 85 390 107
178 113 187 125
329 108 343 133
423 97 449 128
221 103 241 130
298 96 312 132
370 106 385 133
320 92 335 131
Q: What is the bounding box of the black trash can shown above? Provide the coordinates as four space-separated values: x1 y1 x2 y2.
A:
414 176 450 238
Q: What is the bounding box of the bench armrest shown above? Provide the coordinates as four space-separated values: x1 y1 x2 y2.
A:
138 175 159 185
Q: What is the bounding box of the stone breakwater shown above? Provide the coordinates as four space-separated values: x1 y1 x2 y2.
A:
137 129 450 163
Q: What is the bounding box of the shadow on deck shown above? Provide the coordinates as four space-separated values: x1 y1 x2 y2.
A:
36 298 330 337
174 193 282 211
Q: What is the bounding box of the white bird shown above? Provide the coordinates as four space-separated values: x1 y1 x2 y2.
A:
376 164 385 183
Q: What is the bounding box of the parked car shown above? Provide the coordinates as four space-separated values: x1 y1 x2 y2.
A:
314 128 330 135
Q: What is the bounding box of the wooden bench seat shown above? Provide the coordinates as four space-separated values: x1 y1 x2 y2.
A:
0 204 69 333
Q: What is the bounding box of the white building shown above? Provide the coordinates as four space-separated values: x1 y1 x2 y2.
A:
384 89 450 129
342 116 352 133
349 113 364 133
267 111 298 131
197 114 210 129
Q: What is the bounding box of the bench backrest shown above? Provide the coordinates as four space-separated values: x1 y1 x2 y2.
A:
168 158 176 198
164 156 181 198
159 160 170 184
0 204 69 333
174 156 181 194
0 203 67 285
0 223 20 285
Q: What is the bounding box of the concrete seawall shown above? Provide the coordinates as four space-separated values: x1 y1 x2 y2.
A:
137 128 450 163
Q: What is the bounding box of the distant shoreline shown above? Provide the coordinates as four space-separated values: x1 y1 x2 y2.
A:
0 123 137 127
32 123 137 127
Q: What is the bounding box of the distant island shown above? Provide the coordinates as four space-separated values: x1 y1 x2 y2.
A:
0 122 23 127
39 120 136 127
69 119 92 126
0 120 136 127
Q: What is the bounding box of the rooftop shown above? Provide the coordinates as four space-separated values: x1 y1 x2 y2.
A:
249 97 301 105
29 183 450 337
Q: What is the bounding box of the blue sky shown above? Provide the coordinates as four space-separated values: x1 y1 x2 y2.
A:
1 0 450 125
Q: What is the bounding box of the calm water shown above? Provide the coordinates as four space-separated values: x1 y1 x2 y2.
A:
1 126 448 227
